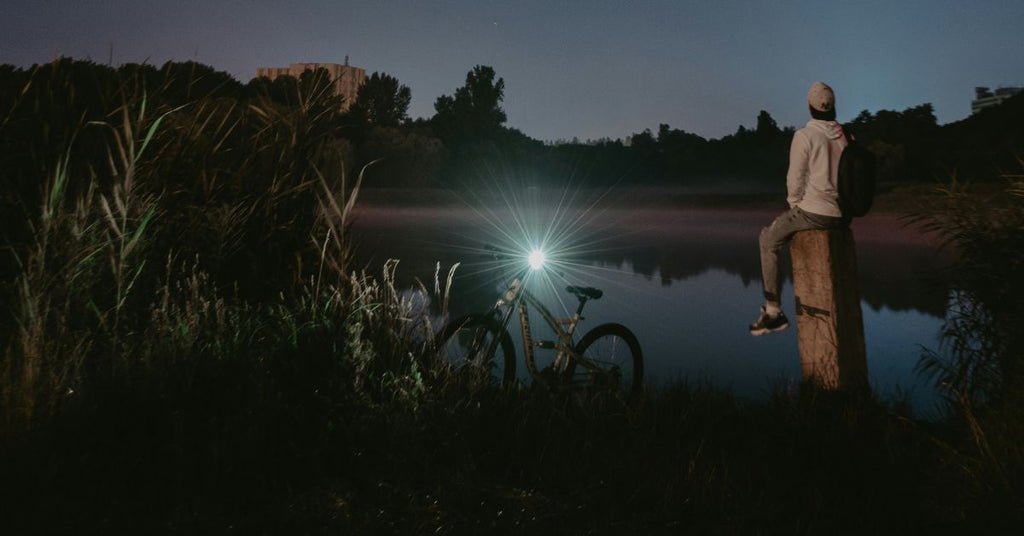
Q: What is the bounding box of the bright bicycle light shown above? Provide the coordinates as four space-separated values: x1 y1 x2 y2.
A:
527 249 547 270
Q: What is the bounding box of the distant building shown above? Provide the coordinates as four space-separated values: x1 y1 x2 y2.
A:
971 86 1022 114
256 57 366 110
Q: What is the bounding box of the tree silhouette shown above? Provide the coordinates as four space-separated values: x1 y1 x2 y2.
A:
755 110 780 137
346 72 411 128
432 65 506 140
847 104 940 181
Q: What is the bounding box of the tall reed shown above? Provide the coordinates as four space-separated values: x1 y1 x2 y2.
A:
2 149 95 428
0 60 443 435
910 167 1024 512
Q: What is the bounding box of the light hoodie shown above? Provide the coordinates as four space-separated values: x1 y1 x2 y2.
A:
786 119 847 217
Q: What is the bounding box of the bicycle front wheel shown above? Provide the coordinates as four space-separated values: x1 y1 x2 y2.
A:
435 314 516 388
569 323 643 397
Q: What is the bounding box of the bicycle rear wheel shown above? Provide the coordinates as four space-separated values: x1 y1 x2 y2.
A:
569 323 643 397
435 314 516 388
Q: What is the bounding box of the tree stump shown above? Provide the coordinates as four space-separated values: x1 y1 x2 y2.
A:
790 228 868 391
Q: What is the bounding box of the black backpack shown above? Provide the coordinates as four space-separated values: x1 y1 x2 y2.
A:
837 131 877 218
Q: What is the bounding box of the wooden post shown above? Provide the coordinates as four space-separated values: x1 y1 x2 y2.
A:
790 228 868 391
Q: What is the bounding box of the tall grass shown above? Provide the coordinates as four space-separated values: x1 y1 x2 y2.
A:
909 166 1024 521
911 173 1024 406
0 63 464 531
1 146 98 428
0 63 418 434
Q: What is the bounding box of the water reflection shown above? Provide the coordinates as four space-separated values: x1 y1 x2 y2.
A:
350 203 951 415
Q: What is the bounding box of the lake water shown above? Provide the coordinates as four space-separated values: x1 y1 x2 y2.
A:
350 190 952 415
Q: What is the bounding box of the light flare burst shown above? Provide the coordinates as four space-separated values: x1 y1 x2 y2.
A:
527 249 546 270
435 162 649 320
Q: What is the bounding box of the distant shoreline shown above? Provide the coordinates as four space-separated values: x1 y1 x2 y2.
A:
351 185 947 248
354 182 954 215
355 185 781 210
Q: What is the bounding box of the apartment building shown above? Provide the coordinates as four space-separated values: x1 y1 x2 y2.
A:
971 86 1022 114
256 57 366 110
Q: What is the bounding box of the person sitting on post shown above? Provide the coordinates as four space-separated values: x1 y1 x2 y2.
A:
750 81 848 336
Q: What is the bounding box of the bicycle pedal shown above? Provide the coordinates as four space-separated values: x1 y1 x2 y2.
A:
535 340 556 349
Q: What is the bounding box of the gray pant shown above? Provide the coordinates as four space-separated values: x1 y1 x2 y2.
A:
759 206 844 305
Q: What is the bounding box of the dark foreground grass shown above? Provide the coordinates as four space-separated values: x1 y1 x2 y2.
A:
2 360 1022 535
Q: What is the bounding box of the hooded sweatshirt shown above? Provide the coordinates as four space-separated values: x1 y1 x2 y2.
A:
786 119 847 217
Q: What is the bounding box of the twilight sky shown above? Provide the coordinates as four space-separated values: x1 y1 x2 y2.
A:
1 0 1021 142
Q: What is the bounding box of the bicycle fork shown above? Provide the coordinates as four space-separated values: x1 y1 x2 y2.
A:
475 278 524 363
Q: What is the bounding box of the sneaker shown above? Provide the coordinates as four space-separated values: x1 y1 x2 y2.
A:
749 306 789 336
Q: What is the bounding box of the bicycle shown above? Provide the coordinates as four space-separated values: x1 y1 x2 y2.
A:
435 245 643 397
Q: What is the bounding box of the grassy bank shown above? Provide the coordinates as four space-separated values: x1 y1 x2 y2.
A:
2 355 1022 534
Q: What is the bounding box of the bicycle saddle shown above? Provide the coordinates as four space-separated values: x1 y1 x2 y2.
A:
566 286 603 300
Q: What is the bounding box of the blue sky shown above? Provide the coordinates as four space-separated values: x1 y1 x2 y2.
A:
1 0 1021 142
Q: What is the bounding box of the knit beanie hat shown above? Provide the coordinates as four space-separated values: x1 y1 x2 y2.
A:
808 82 835 113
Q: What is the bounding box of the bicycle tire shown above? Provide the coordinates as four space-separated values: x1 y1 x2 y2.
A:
568 323 644 397
435 314 516 388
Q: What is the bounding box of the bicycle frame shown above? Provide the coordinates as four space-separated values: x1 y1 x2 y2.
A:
481 270 593 376
437 247 642 395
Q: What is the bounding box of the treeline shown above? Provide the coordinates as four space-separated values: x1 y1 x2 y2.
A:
586 97 1024 187
3 59 1022 196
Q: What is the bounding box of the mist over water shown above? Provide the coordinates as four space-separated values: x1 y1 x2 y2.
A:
351 195 951 415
